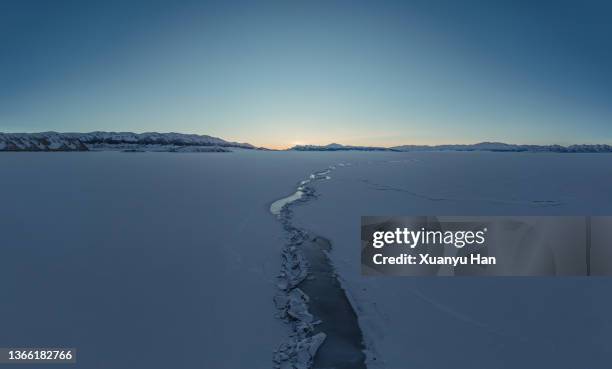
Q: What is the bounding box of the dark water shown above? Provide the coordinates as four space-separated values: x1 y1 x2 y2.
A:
299 236 367 369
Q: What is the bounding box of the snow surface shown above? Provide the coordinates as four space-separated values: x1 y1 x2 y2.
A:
3 150 612 369
0 150 357 369
291 151 612 369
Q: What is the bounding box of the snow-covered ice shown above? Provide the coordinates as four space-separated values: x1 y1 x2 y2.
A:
2 150 612 369
0 150 353 369
291 151 612 369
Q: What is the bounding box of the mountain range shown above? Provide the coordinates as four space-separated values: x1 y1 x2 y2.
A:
291 143 395 152
289 142 612 153
2 132 612 153
0 132 256 152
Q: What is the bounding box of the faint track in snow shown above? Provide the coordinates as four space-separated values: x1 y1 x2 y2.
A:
361 179 563 208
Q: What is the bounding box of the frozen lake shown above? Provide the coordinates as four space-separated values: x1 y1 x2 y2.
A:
2 150 612 368
0 150 352 369
291 151 612 369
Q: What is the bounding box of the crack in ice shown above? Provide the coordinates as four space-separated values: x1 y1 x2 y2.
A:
270 163 366 369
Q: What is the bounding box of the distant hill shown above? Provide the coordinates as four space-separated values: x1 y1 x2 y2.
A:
289 141 612 153
0 132 257 152
391 142 612 153
290 143 396 151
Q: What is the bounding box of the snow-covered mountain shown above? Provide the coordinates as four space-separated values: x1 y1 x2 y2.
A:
0 132 256 151
290 143 395 151
0 132 88 151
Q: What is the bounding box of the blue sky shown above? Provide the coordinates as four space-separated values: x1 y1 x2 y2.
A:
1 0 611 148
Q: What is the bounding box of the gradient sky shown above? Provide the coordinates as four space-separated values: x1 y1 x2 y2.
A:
1 0 611 148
